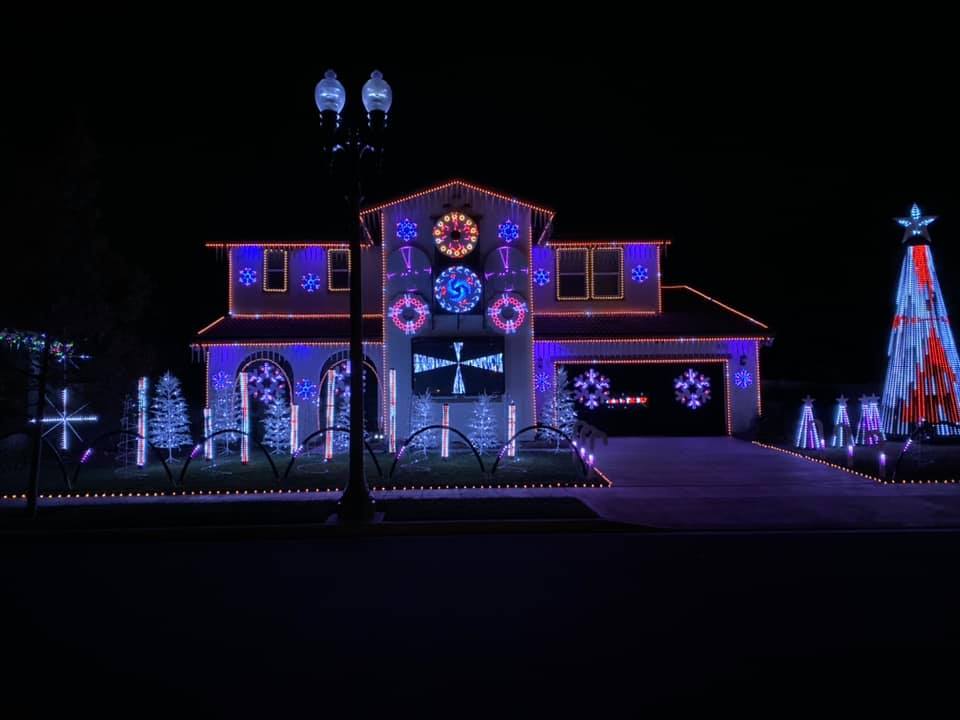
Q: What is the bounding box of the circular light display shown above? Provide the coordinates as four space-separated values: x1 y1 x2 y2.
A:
574 368 611 410
498 219 520 243
295 378 318 401
631 265 649 283
674 368 712 410
434 266 482 313
734 368 754 389
487 292 528 334
533 268 551 287
301 273 322 293
396 217 418 242
433 212 479 259
238 267 257 287
211 370 231 392
389 293 431 335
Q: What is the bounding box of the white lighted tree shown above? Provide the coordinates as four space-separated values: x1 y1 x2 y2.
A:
468 390 499 454
149 371 192 461
262 395 291 454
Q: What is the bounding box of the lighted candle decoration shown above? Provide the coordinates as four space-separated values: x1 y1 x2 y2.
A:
507 401 517 458
136 376 148 467
441 403 450 459
879 452 887 476
389 368 397 454
324 368 336 461
846 444 854 467
239 372 250 464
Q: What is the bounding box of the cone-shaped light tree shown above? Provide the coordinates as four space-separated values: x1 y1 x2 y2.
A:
830 395 853 448
881 204 960 437
795 395 822 450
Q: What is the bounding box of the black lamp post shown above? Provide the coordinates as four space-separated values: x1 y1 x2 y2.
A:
314 69 392 523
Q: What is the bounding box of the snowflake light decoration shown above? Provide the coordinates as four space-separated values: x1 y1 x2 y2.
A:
534 371 552 393
396 217 418 242
674 368 712 410
433 212 479 259
734 368 754 390
238 267 257 287
434 266 482 313
533 268 551 287
498 219 520 243
631 265 649 283
247 362 287 404
33 388 98 451
573 368 611 410
211 370 231 392
487 293 528 334
389 293 431 335
295 378 318 401
300 273 322 293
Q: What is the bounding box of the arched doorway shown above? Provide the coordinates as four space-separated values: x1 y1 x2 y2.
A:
318 352 380 437
236 352 294 445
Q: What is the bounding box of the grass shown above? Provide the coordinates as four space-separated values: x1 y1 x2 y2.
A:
773 440 960 483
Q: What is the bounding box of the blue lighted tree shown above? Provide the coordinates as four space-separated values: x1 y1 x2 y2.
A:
262 395 290 454
468 390 499 454
150 371 192 461
539 365 578 451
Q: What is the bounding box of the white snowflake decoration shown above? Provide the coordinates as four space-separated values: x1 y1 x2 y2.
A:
534 371 552 393
734 368 753 389
247 362 287 404
573 367 611 410
674 368 712 410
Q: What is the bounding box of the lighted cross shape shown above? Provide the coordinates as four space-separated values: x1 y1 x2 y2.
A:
413 341 504 395
32 388 98 451
896 203 937 242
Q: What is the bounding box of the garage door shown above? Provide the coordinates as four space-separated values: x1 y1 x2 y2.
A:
563 360 728 436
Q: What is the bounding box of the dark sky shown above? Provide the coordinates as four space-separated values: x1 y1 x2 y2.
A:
7 53 960 391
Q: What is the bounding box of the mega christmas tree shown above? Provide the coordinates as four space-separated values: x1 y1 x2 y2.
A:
881 204 960 437
150 371 192 461
468 390 499 454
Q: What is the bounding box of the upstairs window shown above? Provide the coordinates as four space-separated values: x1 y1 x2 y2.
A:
263 249 288 292
328 249 350 291
556 248 589 300
591 248 624 299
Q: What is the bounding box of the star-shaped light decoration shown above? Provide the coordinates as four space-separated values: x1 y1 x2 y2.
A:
895 203 937 242
30 388 98 451
836 394 848 406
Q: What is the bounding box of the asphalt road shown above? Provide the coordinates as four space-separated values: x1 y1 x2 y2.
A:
3 528 958 714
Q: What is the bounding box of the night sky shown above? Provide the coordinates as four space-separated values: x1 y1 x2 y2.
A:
7 54 960 397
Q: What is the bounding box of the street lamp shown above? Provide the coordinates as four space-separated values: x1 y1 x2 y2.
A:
315 69 392 523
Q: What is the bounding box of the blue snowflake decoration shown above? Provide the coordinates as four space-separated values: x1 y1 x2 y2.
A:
295 378 318 401
498 219 520 243
734 368 754 390
238 267 257 287
434 265 482 314
533 268 551 287
211 371 231 392
535 371 552 393
300 273 322 293
631 265 649 283
396 217 418 242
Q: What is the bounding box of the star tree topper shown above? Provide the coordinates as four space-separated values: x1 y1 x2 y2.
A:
896 203 937 243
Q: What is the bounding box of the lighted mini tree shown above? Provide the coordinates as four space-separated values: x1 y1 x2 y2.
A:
855 394 885 446
795 395 822 450
115 394 140 476
408 390 435 460
881 204 960 437
150 371 192 461
262 395 290 454
468 390 499 454
830 395 853 448
539 365 578 451
212 387 241 455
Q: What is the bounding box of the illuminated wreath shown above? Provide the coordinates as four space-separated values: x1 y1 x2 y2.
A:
573 368 611 410
211 371 231 392
674 368 712 409
498 219 520 243
300 273 322 292
238 267 257 286
734 368 753 389
533 268 551 287
487 292 528 334
631 265 649 283
433 212 479 259
389 293 431 335
396 217 418 242
434 266 482 313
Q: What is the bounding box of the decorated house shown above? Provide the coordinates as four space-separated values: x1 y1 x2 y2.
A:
192 180 772 449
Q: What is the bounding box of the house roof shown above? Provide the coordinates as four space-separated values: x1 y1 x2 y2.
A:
192 316 383 345
359 178 555 218
532 286 772 341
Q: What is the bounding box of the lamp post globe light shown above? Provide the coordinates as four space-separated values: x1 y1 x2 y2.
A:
314 69 392 523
